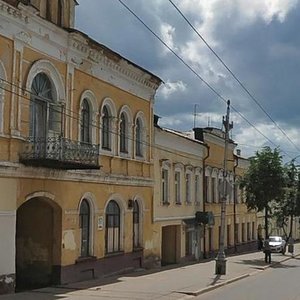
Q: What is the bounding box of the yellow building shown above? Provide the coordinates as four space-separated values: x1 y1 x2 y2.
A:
192 128 257 257
152 121 208 266
0 0 161 293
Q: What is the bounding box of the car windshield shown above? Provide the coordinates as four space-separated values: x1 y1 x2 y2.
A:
269 237 281 242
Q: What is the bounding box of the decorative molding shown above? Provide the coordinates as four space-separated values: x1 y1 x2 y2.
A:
69 35 159 91
15 31 31 44
0 2 29 24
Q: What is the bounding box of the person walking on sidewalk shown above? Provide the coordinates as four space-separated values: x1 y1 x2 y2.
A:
264 239 272 263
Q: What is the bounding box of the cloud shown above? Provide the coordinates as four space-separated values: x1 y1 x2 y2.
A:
160 23 177 52
159 80 187 99
75 0 300 159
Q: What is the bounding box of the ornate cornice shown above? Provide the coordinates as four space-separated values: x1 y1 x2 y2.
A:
69 34 161 92
0 1 28 23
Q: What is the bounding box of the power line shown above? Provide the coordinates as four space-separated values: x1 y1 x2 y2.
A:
168 0 300 153
116 0 295 160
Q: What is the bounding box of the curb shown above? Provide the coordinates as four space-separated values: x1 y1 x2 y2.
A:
183 253 299 297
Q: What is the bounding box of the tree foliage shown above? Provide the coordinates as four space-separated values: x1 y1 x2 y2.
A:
240 147 285 238
274 159 300 239
240 147 285 211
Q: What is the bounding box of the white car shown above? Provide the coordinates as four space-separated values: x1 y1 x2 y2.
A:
268 236 286 254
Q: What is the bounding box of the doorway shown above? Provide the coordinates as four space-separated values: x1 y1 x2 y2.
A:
16 197 62 290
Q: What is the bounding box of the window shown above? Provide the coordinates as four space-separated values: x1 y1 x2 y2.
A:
227 224 231 246
105 200 121 253
186 173 191 203
247 222 251 241
162 168 169 204
195 174 201 204
242 223 245 242
208 227 213 252
185 229 194 256
79 199 90 257
175 171 181 204
133 201 140 248
211 177 216 203
205 175 210 203
120 112 128 153
30 73 60 138
235 223 239 243
218 178 223 203
252 222 255 240
135 118 143 157
0 66 5 134
102 105 111 150
80 99 91 143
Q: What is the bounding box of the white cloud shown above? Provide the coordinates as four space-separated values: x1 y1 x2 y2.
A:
159 80 187 98
160 22 176 51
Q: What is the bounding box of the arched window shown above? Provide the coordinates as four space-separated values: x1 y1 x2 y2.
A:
105 200 121 253
135 118 143 157
79 199 90 257
133 200 140 248
120 112 127 153
30 72 60 138
102 105 111 150
80 99 91 143
0 61 6 134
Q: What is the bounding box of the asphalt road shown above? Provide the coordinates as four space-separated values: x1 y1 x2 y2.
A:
198 256 300 300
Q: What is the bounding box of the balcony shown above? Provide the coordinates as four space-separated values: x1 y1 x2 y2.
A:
20 136 100 170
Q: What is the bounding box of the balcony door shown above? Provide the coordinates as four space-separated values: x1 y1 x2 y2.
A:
30 73 56 138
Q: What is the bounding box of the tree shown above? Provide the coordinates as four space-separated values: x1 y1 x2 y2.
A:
274 159 300 240
240 147 285 239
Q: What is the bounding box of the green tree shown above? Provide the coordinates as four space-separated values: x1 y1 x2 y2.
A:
240 147 285 239
274 159 300 240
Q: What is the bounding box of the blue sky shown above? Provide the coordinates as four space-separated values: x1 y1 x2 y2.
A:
75 0 300 161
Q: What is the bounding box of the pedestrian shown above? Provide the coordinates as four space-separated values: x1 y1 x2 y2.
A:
264 239 271 263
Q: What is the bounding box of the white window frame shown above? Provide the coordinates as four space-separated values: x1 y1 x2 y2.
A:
100 98 117 155
118 105 132 158
185 167 193 204
134 111 146 160
161 160 171 205
78 90 97 144
0 61 6 135
195 167 202 205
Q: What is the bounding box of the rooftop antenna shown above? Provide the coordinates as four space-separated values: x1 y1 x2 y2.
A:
208 115 211 127
193 104 199 128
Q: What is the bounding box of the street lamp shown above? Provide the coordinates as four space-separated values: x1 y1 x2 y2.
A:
215 100 233 275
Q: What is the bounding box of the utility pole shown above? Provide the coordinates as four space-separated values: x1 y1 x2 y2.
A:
215 100 233 275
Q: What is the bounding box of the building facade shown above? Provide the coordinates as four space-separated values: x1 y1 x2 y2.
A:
192 127 257 257
0 0 161 293
152 123 207 266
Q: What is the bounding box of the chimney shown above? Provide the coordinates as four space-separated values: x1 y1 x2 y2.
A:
154 114 160 127
193 127 204 142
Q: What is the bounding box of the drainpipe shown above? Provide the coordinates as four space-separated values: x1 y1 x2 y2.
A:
233 154 239 253
202 144 210 259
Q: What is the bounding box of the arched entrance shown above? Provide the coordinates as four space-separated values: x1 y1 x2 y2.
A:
16 197 62 291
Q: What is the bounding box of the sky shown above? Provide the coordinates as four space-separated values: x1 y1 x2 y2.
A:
75 0 300 161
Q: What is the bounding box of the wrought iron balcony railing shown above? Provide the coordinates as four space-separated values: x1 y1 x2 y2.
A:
20 136 100 169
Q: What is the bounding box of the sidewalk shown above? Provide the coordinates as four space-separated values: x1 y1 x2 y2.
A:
1 244 299 300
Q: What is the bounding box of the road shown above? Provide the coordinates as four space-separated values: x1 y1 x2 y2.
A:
198 257 300 300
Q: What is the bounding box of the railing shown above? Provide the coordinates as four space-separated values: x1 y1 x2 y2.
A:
20 136 100 169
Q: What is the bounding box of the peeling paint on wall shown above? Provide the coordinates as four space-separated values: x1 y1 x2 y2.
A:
63 230 76 251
